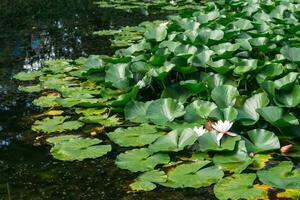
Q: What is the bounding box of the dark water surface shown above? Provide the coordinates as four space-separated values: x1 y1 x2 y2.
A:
0 1 214 199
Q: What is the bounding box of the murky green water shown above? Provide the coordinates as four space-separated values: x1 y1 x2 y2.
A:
0 1 214 199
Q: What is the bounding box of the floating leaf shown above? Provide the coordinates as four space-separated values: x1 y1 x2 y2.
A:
214 174 268 200
106 124 163 147
47 135 111 161
238 93 269 126
79 115 121 127
198 131 241 152
130 170 167 191
281 46 300 62
184 100 217 122
213 141 252 174
161 160 224 188
257 106 299 127
211 85 239 109
18 85 41 93
146 98 185 125
14 71 43 81
32 116 84 133
124 101 152 123
149 128 198 152
116 148 170 172
244 129 280 153
276 189 300 199
257 161 300 189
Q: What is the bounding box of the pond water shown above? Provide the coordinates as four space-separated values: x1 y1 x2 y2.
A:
0 1 214 199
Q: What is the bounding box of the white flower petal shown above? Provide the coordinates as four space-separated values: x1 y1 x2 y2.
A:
226 132 238 136
193 126 207 137
212 120 233 133
216 133 224 146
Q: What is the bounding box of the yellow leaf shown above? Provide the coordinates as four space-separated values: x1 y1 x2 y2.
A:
33 110 64 118
276 189 300 199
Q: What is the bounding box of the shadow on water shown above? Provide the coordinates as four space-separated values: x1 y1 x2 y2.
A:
0 1 215 199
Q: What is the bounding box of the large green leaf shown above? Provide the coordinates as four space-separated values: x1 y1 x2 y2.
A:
146 98 185 125
130 170 167 191
184 100 216 122
32 116 84 133
281 46 300 62
257 161 300 189
106 124 163 147
213 141 253 174
115 148 170 172
274 72 298 91
149 129 198 152
14 71 43 81
276 85 300 107
257 106 299 127
144 22 168 42
124 101 152 123
214 174 268 200
161 160 224 188
105 63 133 89
244 129 280 153
211 85 239 109
47 135 111 161
238 93 269 126
197 131 241 152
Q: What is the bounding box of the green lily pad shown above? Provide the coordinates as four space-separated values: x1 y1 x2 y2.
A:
257 161 300 189
124 101 152 123
161 160 224 188
257 106 299 127
146 98 185 125
281 46 300 62
198 131 241 152
274 72 298 91
14 71 43 81
211 85 239 109
115 148 170 172
213 141 253 174
244 129 280 153
238 93 269 126
33 95 59 108
32 116 84 133
149 128 198 153
144 22 168 42
214 174 268 200
184 100 217 122
18 85 41 93
130 170 167 191
106 124 163 147
47 135 111 161
79 115 121 127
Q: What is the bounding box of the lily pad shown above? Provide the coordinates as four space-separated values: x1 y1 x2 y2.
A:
214 174 268 200
130 170 167 191
32 116 84 133
211 85 239 109
106 124 163 147
161 160 224 188
149 128 198 152
124 101 152 123
146 98 185 125
244 129 280 153
47 135 111 161
115 148 170 172
257 161 300 189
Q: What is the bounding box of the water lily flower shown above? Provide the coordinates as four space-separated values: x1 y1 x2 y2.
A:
212 120 237 146
193 126 207 137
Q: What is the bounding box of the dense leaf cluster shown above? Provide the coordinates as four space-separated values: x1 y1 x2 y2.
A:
15 0 300 199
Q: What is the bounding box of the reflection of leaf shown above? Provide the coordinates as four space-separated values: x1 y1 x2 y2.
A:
47 135 111 161
257 161 300 189
106 124 163 147
116 148 170 172
214 174 268 200
32 116 84 133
